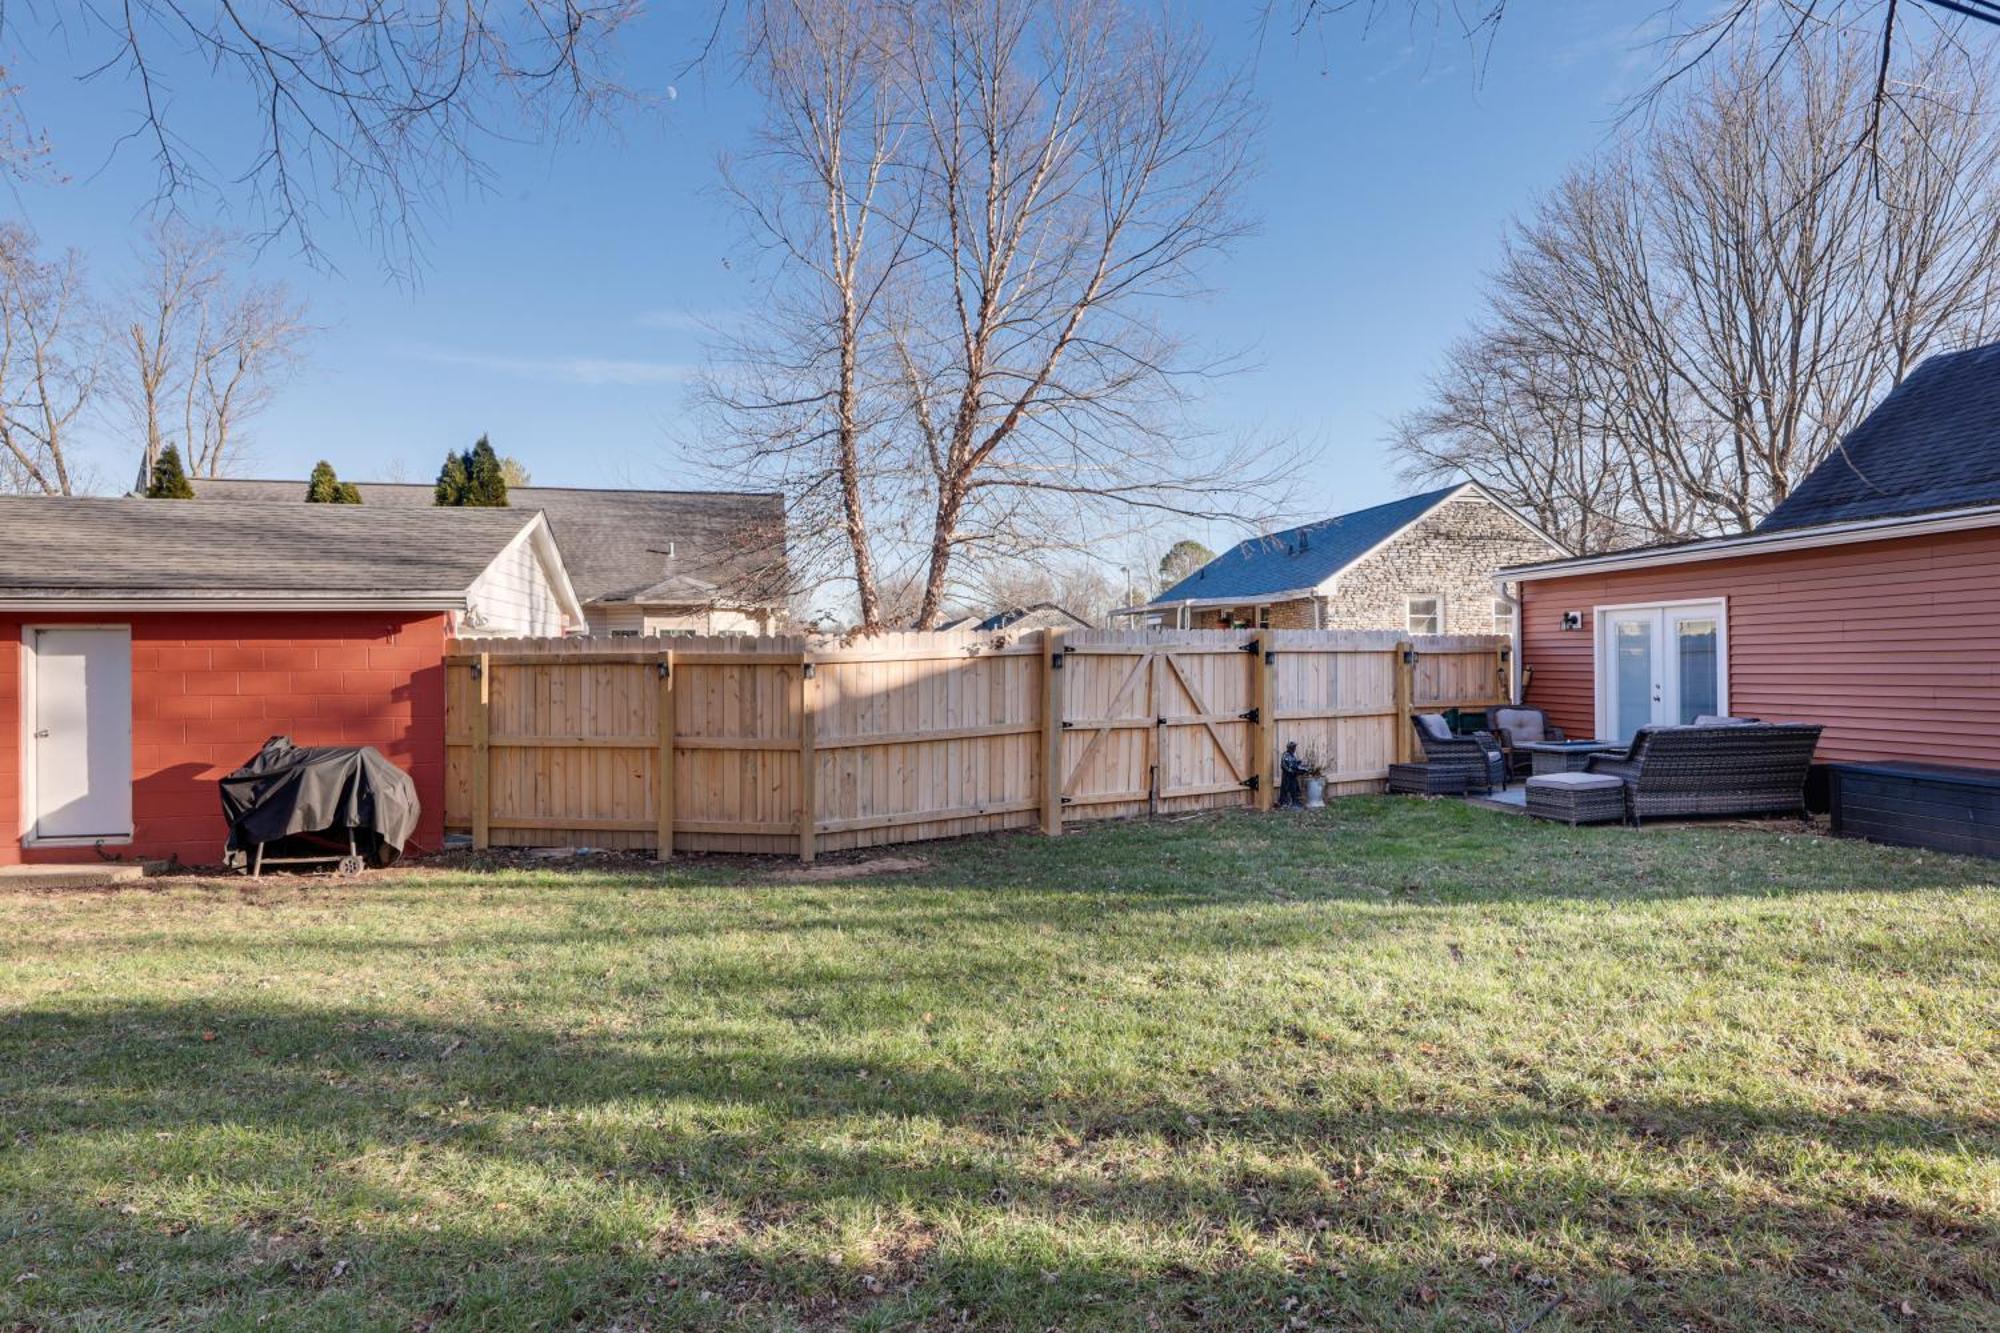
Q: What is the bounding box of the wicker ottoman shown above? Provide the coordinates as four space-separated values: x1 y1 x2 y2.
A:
1525 772 1627 825
1387 763 1468 796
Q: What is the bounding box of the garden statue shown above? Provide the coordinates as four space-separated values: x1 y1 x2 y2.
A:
1277 741 1306 808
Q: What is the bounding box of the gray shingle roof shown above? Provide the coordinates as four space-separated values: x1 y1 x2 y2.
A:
1150 485 1471 604
0 496 541 601
1760 341 2000 533
189 478 787 607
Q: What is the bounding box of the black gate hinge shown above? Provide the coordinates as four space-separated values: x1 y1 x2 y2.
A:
1240 638 1261 654
1060 719 1073 730
1241 774 1260 790
1060 795 1074 806
1239 706 1259 723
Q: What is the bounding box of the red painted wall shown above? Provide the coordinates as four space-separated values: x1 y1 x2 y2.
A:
1 611 447 868
1518 524 2000 767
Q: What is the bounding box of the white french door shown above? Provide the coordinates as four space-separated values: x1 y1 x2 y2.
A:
1595 600 1726 743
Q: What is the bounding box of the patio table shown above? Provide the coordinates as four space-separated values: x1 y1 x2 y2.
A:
1519 740 1623 776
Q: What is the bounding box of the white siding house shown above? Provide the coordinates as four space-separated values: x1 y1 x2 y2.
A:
458 515 584 637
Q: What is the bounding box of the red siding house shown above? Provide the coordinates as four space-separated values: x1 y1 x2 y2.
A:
2 498 582 869
1503 341 2000 770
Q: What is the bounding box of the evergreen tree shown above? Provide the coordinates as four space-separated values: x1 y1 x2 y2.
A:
145 444 195 499
434 435 510 506
305 460 362 503
434 450 470 505
466 435 508 505
1157 539 1215 590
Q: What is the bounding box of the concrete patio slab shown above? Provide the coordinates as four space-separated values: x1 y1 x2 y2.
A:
0 863 151 890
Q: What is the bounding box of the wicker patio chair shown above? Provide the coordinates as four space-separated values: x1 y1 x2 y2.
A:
1407 713 1507 794
1583 722 1822 824
1490 705 1566 778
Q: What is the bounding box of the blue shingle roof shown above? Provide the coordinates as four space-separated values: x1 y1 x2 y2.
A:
1151 485 1469 604
1760 340 2000 533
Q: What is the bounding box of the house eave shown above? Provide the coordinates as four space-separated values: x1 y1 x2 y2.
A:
1117 587 1323 615
1501 503 2000 582
0 593 470 612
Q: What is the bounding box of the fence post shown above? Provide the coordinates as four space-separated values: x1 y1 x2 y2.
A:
1041 628 1066 835
472 650 491 850
1252 635 1275 810
798 655 818 863
1393 639 1415 765
655 648 675 860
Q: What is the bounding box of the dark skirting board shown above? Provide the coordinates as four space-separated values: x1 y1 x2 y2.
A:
1829 761 2000 859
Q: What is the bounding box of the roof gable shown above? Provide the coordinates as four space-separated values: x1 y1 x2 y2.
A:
188 478 787 607
1150 485 1473 604
0 496 549 603
1760 341 2000 533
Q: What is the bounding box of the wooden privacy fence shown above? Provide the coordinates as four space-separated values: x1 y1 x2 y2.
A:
444 628 1509 860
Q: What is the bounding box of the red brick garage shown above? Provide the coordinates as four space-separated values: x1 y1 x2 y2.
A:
0 611 450 867
1 498 582 869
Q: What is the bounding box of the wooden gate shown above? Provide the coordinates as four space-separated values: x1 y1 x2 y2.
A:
1057 631 1263 820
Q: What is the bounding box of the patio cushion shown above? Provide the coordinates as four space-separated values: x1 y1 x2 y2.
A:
1414 713 1453 741
1694 715 1755 726
1492 707 1547 745
1526 772 1624 792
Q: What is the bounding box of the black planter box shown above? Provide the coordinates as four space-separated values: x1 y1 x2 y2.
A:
1829 761 2000 858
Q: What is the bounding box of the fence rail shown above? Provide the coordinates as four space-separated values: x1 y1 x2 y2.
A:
444 628 1509 859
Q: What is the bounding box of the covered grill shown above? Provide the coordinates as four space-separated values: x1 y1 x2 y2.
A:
220 737 420 875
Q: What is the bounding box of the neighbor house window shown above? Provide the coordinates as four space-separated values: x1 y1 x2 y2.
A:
608 629 642 638
1406 595 1441 635
1492 598 1515 635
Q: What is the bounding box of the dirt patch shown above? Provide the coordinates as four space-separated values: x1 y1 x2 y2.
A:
766 855 930 882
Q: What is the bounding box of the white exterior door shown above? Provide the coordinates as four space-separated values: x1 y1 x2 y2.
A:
28 627 133 841
1597 601 1726 743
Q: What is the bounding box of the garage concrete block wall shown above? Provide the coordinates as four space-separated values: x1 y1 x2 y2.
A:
2 611 448 868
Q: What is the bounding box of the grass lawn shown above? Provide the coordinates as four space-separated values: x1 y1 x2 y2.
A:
2 799 1997 1331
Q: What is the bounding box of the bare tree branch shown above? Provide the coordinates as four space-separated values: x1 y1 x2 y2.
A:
6 1 640 272
0 226 98 494
1395 29 2000 550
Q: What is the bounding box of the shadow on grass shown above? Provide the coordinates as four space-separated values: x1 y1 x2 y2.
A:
4 999 1995 1330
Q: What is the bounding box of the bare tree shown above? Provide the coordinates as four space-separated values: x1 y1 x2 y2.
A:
7 3 638 268
892 0 1272 627
182 283 309 479
120 226 311 484
968 558 1122 624
1397 33 2000 550
0 226 98 494
710 0 1288 631
701 0 912 630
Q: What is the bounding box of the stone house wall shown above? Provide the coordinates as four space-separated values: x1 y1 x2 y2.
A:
1178 498 1560 633
1319 498 1557 632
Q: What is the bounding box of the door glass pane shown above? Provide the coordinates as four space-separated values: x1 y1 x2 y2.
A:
1675 617 1719 723
1613 617 1654 742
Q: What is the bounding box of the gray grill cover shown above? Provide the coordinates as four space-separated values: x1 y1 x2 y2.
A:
219 737 420 866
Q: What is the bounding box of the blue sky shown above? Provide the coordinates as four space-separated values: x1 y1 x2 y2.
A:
6 4 1664 539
